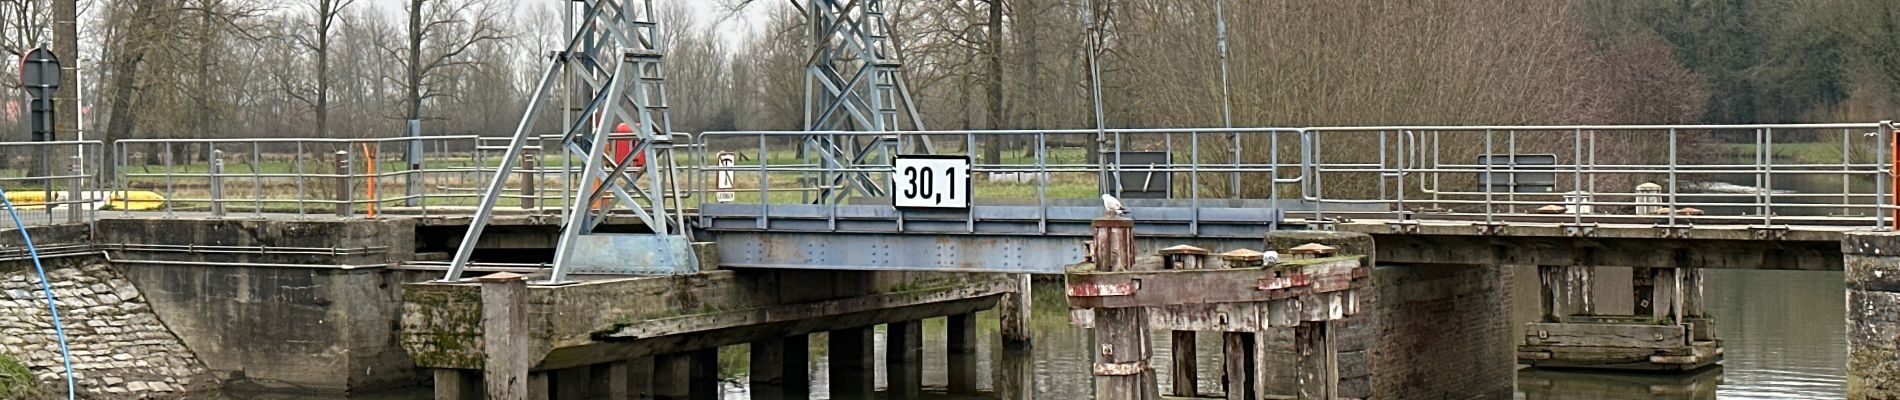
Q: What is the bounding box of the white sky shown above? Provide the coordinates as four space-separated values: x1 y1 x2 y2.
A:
365 0 777 52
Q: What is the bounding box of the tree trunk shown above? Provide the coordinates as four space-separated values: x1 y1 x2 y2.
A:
982 0 1005 164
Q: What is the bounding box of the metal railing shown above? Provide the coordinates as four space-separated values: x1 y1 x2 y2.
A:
108 133 701 219
699 122 1897 231
0 141 103 228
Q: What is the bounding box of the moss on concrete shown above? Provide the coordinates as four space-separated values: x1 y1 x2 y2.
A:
0 352 43 400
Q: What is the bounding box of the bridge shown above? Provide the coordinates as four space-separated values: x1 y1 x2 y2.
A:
1 0 1898 399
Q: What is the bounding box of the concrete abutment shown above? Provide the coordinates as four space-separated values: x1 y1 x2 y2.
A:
1848 231 1900 400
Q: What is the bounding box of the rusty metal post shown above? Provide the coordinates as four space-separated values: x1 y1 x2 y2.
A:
334 150 352 217
209 150 225 217
1089 216 1159 400
521 148 539 210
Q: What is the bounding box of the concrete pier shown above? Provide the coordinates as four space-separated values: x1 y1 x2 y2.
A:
1520 261 1721 371
1847 232 1900 399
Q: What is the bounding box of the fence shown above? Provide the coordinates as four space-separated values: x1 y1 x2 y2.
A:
0 141 103 229
698 123 1896 230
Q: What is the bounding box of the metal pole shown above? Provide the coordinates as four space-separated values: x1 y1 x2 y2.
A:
1087 4 1109 195
210 149 225 217
406 119 422 207
444 58 565 281
521 148 538 210
1215 0 1238 198
334 150 352 218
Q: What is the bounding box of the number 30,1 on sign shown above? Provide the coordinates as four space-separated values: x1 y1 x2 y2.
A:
892 156 972 209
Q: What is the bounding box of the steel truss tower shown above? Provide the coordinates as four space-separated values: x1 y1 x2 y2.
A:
802 0 930 204
443 0 695 282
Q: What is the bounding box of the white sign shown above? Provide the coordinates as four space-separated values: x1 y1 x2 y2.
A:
715 151 736 203
892 155 972 209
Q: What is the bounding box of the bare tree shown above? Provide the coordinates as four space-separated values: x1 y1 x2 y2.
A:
384 0 505 126
290 0 355 138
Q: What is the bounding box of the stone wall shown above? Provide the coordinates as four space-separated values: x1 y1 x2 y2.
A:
0 257 217 399
1846 232 1900 400
1369 262 1516 399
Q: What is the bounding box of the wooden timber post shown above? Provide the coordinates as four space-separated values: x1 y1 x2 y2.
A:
1218 249 1265 400
1539 265 1594 322
1089 216 1159 400
1160 245 1210 397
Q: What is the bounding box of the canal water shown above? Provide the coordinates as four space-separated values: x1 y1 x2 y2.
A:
192 268 1844 400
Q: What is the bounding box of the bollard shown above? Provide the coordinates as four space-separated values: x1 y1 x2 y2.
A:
334 150 352 217
1088 216 1159 400
209 150 225 217
521 148 538 210
1635 182 1663 215
66 154 82 223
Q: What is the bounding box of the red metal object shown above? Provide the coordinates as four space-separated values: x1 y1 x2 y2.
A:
612 123 646 169
1892 130 1897 231
1067 281 1138 297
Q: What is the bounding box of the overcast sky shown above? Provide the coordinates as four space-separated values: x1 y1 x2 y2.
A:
363 0 777 52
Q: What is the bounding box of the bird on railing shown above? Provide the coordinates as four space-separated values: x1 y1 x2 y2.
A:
1101 194 1129 217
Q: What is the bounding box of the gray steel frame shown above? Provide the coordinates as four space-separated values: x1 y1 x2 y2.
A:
801 0 928 204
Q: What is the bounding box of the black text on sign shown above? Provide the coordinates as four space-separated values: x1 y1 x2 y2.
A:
892 155 972 209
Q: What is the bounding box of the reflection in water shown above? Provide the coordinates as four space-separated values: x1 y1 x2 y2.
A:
1518 366 1723 400
1512 269 1845 400
195 271 1847 399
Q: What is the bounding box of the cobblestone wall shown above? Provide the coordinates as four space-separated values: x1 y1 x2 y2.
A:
1847 232 1900 400
0 259 217 399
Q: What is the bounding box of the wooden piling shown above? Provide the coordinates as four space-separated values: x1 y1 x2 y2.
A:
1538 265 1594 321
947 313 980 394
1295 323 1336 400
653 353 692 400
689 349 720 400
1161 245 1210 397
887 321 924 399
748 338 799 400
551 366 591 400
1221 333 1257 400
1088 216 1159 400
528 372 551 400
1001 273 1034 348
829 327 876 399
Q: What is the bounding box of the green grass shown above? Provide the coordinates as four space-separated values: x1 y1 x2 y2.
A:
0 353 42 400
1722 141 1876 165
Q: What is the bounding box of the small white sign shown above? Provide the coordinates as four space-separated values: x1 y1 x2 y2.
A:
892 155 972 209
715 151 736 203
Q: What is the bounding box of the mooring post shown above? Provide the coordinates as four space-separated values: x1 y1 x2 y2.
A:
334 150 353 217
477 272 532 400
830 327 876 399
1161 245 1210 397
1000 273 1034 348
1089 215 1160 400
947 313 980 394
886 321 924 399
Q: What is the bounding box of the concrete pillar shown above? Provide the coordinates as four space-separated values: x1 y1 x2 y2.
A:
434 369 482 400
1847 232 1900 399
477 272 532 400
590 361 638 400
1221 333 1257 400
629 357 656 399
1171 331 1197 397
1538 265 1594 321
551 366 592 400
829 327 875 399
886 321 925 399
1000 273 1034 348
749 336 809 400
946 313 980 394
1295 323 1336 400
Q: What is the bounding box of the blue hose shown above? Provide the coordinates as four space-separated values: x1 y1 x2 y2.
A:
0 188 76 400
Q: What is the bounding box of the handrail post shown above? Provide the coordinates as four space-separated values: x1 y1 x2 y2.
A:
210 149 225 217
521 147 538 210
335 150 352 218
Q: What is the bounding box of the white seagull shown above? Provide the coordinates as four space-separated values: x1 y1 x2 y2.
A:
1263 250 1281 265
1101 194 1129 217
